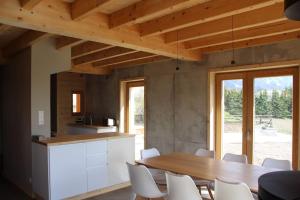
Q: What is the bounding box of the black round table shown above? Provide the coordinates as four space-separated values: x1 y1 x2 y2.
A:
258 171 300 200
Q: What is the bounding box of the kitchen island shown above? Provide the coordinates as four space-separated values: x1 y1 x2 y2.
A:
32 133 135 200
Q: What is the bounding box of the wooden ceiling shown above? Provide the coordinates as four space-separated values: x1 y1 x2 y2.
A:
0 0 299 73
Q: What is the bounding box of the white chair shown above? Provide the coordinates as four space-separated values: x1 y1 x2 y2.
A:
262 158 292 170
166 172 203 200
194 148 215 199
126 162 167 200
141 148 166 185
215 178 254 200
195 148 215 158
141 148 160 159
223 153 248 164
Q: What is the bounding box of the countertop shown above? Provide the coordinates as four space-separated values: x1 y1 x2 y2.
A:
68 123 117 129
33 133 134 146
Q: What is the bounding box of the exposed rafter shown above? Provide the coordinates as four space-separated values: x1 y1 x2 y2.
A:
0 0 201 61
56 36 83 50
109 0 207 28
70 63 112 75
71 0 111 21
72 41 113 58
2 30 49 57
185 21 300 50
73 47 136 65
164 3 286 44
93 51 156 67
139 0 282 37
111 56 170 69
200 31 300 53
19 0 43 9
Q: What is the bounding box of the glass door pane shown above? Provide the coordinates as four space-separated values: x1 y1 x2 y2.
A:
128 86 145 160
221 79 244 158
253 76 293 165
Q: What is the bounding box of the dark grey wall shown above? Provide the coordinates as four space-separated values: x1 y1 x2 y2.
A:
1 48 32 194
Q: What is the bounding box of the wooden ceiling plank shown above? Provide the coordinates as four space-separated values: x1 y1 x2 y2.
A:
73 46 136 65
200 31 300 53
139 0 282 37
165 3 286 44
185 21 300 50
110 56 170 69
71 0 113 21
2 30 49 57
93 51 156 67
0 0 200 61
72 41 113 58
56 36 83 50
109 0 208 28
19 0 43 9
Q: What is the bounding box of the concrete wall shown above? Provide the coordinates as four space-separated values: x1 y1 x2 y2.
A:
1 48 32 194
92 39 300 156
31 38 71 137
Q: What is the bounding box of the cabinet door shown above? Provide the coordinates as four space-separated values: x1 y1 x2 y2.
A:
107 137 135 186
49 143 87 200
86 141 108 191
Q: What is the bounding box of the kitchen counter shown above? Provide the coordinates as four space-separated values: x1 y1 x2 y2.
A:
67 124 117 135
33 132 133 146
32 132 135 199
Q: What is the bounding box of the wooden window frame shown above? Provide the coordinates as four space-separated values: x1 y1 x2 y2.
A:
125 80 145 133
215 67 299 169
71 90 84 116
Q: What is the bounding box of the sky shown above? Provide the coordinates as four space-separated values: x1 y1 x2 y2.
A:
224 76 293 91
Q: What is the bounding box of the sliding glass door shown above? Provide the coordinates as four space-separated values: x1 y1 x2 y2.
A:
216 67 298 169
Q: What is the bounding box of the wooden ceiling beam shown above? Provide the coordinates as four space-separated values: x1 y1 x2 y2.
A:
19 0 43 9
165 3 286 44
110 56 170 69
139 0 282 37
73 47 136 65
56 36 83 50
2 30 49 57
71 0 111 21
109 0 208 28
70 63 112 75
0 0 200 61
185 21 300 50
200 31 300 53
93 51 156 67
72 41 113 58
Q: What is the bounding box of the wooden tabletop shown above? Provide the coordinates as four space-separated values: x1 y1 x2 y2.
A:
136 153 279 192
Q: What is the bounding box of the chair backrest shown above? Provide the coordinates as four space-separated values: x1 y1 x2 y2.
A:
126 162 164 198
262 158 292 170
215 178 254 200
166 172 202 200
223 153 248 164
141 148 160 159
194 148 215 158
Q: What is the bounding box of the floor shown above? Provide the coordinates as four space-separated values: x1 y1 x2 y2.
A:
0 176 210 200
0 176 31 200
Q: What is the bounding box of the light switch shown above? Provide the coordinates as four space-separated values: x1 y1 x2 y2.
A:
38 110 44 126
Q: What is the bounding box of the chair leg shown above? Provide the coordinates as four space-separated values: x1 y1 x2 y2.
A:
206 185 214 200
130 192 137 200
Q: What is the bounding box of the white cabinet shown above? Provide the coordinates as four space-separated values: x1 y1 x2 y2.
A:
49 143 87 200
32 136 134 200
107 137 135 186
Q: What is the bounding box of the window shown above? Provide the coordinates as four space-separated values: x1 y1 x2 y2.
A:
72 91 83 115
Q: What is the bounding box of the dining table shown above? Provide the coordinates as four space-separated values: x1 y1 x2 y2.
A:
136 152 279 193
